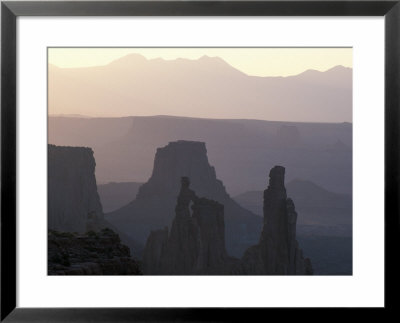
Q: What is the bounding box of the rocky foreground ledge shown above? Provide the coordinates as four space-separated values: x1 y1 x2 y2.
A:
48 228 142 275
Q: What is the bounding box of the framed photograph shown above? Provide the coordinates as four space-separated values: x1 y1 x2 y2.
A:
1 0 399 320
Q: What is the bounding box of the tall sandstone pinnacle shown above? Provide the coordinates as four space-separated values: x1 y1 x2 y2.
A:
241 166 313 275
143 177 235 275
143 170 312 275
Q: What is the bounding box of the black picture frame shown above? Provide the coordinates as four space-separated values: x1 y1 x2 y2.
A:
1 0 399 321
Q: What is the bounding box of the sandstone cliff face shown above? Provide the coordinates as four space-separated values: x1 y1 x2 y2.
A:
143 177 235 275
241 166 313 275
48 144 104 233
48 228 141 275
107 141 262 258
48 144 143 259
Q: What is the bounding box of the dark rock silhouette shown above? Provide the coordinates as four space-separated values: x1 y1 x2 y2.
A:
107 141 262 257
144 171 311 275
48 228 141 275
48 144 143 258
48 144 104 233
143 177 238 275
135 141 229 201
241 166 313 274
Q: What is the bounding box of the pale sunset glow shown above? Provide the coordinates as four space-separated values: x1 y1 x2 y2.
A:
48 47 352 77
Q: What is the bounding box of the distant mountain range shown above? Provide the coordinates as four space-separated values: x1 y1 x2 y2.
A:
49 53 352 122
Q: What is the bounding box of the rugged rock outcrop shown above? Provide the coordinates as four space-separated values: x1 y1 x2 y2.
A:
48 144 143 258
48 144 104 233
143 170 311 275
48 228 141 275
143 177 238 275
241 166 313 275
107 141 262 257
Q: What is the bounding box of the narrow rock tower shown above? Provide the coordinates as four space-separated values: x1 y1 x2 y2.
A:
242 166 313 275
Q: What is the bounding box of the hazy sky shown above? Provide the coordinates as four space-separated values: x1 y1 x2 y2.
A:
48 47 352 77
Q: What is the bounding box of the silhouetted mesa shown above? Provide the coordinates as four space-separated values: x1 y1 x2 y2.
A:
48 228 141 275
143 177 239 275
241 166 313 274
107 140 262 258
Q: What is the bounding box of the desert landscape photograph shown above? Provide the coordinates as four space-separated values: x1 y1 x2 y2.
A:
47 47 352 275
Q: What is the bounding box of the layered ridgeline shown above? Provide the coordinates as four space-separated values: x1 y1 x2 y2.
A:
49 54 351 122
48 145 142 274
106 141 262 258
49 115 352 197
143 169 312 275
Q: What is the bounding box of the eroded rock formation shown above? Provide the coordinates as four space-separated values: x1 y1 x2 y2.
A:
48 228 141 275
143 170 311 275
241 166 313 275
143 177 237 275
48 144 142 259
107 141 262 258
